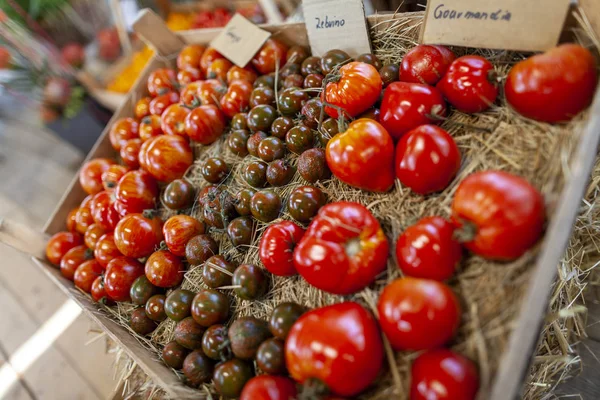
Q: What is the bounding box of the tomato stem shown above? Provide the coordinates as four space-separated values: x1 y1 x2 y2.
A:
299 378 329 400
84 248 94 260
453 219 478 243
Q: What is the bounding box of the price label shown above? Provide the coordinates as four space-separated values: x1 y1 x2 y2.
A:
211 14 271 67
420 0 571 51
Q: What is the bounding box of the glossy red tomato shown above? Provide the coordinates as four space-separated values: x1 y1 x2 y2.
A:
94 233 122 269
451 170 545 260
323 61 382 118
161 104 190 136
105 256 145 301
149 91 179 116
139 134 194 183
120 139 142 169
74 206 94 235
74 259 103 293
294 202 388 294
252 39 288 75
101 164 129 190
145 250 185 288
109 118 139 151
177 67 203 86
163 215 205 257
227 65 258 85
66 208 78 233
139 115 163 141
79 158 115 195
240 375 297 400
400 44 455 85
134 97 151 120
259 221 305 276
395 124 460 194
396 217 461 281
91 276 114 305
197 79 227 106
90 190 120 231
180 82 203 107
60 245 93 280
505 44 598 123
80 194 93 209
220 79 253 119
377 277 461 350
380 82 447 140
84 223 106 250
46 231 83 266
199 47 225 74
437 55 498 114
286 302 383 397
206 58 233 81
147 68 177 97
114 213 163 258
177 44 206 70
411 349 479 400
184 105 226 144
326 118 395 192
114 170 158 216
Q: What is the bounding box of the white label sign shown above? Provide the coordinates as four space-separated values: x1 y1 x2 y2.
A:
211 14 271 67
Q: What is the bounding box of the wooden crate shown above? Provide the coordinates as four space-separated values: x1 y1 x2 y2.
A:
26 8 600 400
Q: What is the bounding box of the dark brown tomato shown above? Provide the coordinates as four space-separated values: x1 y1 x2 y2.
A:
266 159 295 187
243 161 268 188
356 53 383 70
235 188 256 216
288 185 327 222
174 317 205 349
320 49 351 74
185 234 219 266
253 74 277 89
268 302 306 339
201 157 229 184
231 113 248 130
198 185 237 229
247 105 278 132
301 97 323 129
213 359 254 398
145 294 167 321
258 137 286 162
227 130 250 156
202 324 230 361
380 64 400 87
319 117 340 145
249 86 276 108
286 125 314 154
162 341 188 369
203 255 237 288
191 289 230 327
228 316 271 359
271 116 294 139
130 308 158 336
227 217 255 249
256 338 286 375
232 264 267 300
301 56 322 76
298 148 331 183
162 179 195 210
165 289 195 321
250 190 281 222
359 107 381 121
279 63 301 79
278 88 309 117
247 131 269 157
130 275 160 306
304 73 324 89
287 46 310 65
283 74 304 89
183 350 213 387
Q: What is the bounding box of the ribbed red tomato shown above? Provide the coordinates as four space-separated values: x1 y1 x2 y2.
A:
259 221 305 276
139 135 193 183
140 115 163 141
60 245 93 280
147 68 177 97
74 206 94 235
285 302 383 397
206 58 233 81
90 190 120 231
134 97 151 120
149 91 179 116
240 375 297 400
74 259 102 293
199 47 225 75
91 276 114 305
66 208 78 233
79 158 115 195
161 104 190 136
109 118 139 151
145 250 185 288
94 233 122 269
105 256 145 301
197 79 226 106
184 105 226 144
177 67 202 85
120 139 142 169
84 223 106 250
252 38 288 75
163 215 205 257
400 44 455 85
101 164 129 190
220 79 253 119
114 213 163 258
227 65 258 85
177 44 206 70
46 231 83 266
114 170 158 217
180 82 203 107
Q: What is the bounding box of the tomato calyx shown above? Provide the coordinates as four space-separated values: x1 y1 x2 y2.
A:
142 209 158 219
452 218 478 243
487 69 501 85
84 248 94 260
299 377 330 400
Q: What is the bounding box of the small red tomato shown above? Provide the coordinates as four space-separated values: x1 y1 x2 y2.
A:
139 135 193 183
177 67 203 86
411 349 479 400
79 158 115 195
395 124 460 194
163 215 205 257
437 55 498 114
451 170 545 260
90 190 120 231
145 250 185 288
286 302 383 397
396 217 461 281
91 276 114 305
326 118 395 192
46 231 83 266
60 245 93 280
134 97 151 120
200 47 225 75
66 208 78 233
80 194 93 209
206 58 233 81
161 104 190 136
240 375 297 400
184 105 226 144
400 44 455 85
220 79 253 119
114 170 158 216
94 233 122 269
294 202 388 295
198 79 227 106
73 259 103 293
114 213 163 258
259 221 305 276
252 38 288 75
101 164 129 190
505 44 598 123
177 44 206 70
149 91 180 116
120 138 142 169
180 82 203 107
227 65 258 85
147 68 177 97
84 223 106 250
377 277 461 350
105 256 145 301
139 115 163 141
74 206 94 235
109 118 139 151
323 61 382 118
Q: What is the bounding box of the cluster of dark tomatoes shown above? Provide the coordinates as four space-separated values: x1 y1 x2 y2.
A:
45 35 597 400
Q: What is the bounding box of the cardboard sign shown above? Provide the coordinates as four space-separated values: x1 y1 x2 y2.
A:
211 14 271 67
302 0 371 57
420 0 571 52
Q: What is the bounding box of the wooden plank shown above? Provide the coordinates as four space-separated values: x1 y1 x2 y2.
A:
258 0 284 24
132 9 185 58
555 339 600 398
0 219 49 260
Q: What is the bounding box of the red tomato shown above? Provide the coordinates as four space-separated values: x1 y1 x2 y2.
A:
73 259 103 293
161 104 190 137
411 349 479 400
139 135 193 183
145 250 185 288
227 65 258 85
84 223 106 250
377 277 461 350
451 170 545 260
79 158 115 195
323 61 382 118
114 213 163 258
134 97 151 120
326 118 395 192
60 245 93 280
163 215 205 257
294 202 388 294
114 170 158 216
400 44 455 85
240 375 297 400
120 138 142 169
200 47 225 75
74 207 94 235
101 164 129 190
395 124 460 194
147 68 177 97
94 233 122 269
149 91 179 116
380 82 447 140
109 118 139 151
505 44 598 123
177 67 203 86
198 79 227 106
66 208 78 233
80 194 93 209
396 217 461 281
91 276 114 305
177 44 206 70
184 104 226 144
259 221 305 276
90 190 120 231
46 231 83 266
105 256 145 301
206 58 233 81
180 82 203 107
252 39 288 75
139 115 163 142
285 302 383 397
437 55 498 114
220 79 253 119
